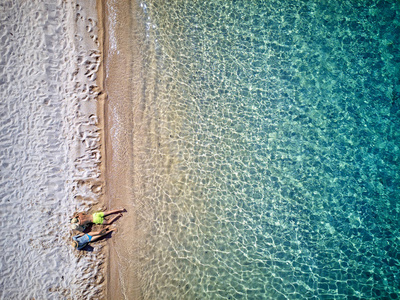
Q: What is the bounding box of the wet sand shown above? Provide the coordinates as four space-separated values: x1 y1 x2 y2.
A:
102 1 146 299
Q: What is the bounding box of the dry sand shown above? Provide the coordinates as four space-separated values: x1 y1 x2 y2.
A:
0 0 109 298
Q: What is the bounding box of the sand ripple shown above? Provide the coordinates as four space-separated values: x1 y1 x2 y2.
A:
0 0 105 299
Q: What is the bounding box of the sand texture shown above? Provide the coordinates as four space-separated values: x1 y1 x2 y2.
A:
0 0 107 299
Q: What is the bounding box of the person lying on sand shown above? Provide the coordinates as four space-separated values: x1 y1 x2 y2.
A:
72 226 116 250
70 208 126 230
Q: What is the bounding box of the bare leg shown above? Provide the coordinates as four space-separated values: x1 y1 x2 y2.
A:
89 227 116 243
103 209 126 217
87 226 111 236
103 213 123 225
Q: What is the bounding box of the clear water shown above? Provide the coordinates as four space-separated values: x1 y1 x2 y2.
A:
128 0 400 298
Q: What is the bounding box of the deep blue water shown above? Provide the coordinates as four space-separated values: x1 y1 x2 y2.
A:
129 0 400 298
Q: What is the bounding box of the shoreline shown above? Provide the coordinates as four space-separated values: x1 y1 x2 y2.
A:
95 0 106 202
95 0 109 298
101 1 144 299
93 0 400 298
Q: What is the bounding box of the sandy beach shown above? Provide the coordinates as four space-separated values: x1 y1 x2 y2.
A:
2 0 399 299
0 0 110 298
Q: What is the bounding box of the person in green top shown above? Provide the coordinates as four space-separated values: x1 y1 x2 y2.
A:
70 208 126 231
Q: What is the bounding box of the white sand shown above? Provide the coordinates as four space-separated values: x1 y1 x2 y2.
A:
0 0 107 299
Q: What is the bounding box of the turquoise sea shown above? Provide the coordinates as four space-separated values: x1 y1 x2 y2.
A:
126 0 400 298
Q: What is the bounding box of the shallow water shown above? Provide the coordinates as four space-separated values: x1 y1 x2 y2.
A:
113 0 400 299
